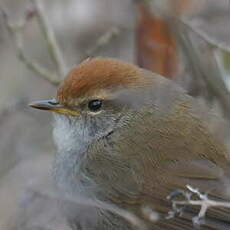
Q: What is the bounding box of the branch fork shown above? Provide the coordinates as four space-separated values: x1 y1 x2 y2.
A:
167 185 230 228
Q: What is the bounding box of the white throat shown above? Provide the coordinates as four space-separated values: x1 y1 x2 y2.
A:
52 114 97 200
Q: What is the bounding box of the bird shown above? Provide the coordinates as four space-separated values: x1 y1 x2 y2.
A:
30 58 230 230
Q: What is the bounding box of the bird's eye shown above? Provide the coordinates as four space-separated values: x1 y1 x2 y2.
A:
88 99 102 112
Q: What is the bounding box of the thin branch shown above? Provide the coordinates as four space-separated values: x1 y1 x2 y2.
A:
0 7 60 85
167 185 230 228
174 20 230 116
82 26 121 60
31 0 67 77
2 0 123 86
184 18 230 53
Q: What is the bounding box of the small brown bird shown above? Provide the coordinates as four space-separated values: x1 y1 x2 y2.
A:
30 58 230 230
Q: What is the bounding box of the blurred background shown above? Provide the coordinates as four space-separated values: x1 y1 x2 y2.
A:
1 0 230 229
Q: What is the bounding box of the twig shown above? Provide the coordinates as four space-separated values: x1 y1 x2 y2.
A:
0 7 61 85
174 20 230 116
82 26 121 60
183 18 230 54
167 185 230 228
31 0 67 77
2 0 123 86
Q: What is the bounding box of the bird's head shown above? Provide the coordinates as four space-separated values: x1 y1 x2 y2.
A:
30 58 155 153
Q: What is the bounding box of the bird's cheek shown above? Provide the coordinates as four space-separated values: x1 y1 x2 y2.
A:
52 115 69 152
52 114 95 153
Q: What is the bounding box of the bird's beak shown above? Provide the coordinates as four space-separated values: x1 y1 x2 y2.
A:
29 99 80 116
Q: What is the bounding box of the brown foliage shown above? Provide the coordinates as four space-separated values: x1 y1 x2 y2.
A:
135 3 178 79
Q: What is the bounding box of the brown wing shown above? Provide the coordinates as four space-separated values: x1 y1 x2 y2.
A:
140 158 230 230
88 75 230 229
116 79 230 229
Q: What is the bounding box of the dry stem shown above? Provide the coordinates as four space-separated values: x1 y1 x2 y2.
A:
82 26 121 61
31 0 67 77
1 0 122 86
0 0 64 86
167 185 230 228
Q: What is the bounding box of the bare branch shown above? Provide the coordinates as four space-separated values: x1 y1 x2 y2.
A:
82 26 121 60
31 0 67 77
2 1 122 86
184 18 230 53
0 7 60 85
174 20 230 116
167 185 230 228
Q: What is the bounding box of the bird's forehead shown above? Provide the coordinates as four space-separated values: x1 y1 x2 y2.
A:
56 58 144 105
